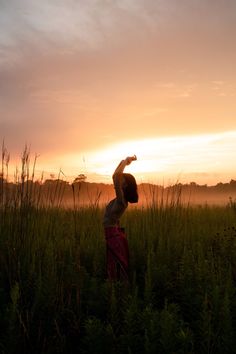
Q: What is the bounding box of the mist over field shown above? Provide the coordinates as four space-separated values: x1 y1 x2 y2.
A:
2 178 236 208
1 145 236 208
69 180 236 207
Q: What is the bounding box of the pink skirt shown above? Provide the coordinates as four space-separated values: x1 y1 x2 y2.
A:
104 226 129 281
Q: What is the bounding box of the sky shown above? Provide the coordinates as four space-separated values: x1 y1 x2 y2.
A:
0 0 236 185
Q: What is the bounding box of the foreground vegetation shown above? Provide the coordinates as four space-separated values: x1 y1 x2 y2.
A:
1 146 236 353
1 203 236 353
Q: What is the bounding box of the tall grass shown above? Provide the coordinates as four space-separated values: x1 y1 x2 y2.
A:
0 147 236 353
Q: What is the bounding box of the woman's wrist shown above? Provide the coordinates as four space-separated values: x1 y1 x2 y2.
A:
125 155 137 165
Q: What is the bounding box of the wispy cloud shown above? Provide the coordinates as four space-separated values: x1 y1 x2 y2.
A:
1 0 236 174
1 0 236 63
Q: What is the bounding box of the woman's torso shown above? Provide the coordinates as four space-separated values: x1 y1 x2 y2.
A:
103 198 127 227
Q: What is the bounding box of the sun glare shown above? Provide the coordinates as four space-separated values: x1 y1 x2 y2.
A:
84 131 236 184
54 130 236 185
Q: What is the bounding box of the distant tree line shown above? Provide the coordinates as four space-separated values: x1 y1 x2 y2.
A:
1 175 236 207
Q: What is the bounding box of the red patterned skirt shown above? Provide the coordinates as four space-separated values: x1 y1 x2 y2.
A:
104 226 129 281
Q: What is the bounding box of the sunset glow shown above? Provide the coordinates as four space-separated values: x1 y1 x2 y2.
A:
87 131 236 184
1 1 236 186
31 130 236 186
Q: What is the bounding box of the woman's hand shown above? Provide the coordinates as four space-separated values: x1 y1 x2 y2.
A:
125 155 137 165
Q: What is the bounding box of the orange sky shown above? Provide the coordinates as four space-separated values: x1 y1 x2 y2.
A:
0 1 236 185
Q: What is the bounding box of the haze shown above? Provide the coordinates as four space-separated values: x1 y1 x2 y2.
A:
0 0 236 185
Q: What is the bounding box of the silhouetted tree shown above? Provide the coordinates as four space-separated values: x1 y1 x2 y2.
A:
73 174 87 183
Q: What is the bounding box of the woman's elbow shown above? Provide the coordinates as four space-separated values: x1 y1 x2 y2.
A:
112 171 122 180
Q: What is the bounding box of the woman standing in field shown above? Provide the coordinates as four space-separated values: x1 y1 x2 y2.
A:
103 155 138 281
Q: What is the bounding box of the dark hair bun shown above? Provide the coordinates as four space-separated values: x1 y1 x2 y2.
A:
123 173 138 203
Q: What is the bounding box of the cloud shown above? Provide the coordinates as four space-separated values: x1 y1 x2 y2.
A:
0 0 159 64
1 0 236 62
1 0 235 80
212 81 224 85
1 0 236 160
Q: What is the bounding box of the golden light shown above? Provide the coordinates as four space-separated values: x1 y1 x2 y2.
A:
38 130 236 185
85 130 236 184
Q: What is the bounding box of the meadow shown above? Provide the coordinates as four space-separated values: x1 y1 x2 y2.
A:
1 148 236 353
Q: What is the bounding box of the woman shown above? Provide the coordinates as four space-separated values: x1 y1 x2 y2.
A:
103 155 138 281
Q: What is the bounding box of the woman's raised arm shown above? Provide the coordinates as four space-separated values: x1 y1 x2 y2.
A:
112 156 137 202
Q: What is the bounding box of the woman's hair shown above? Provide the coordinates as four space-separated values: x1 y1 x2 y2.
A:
122 173 138 203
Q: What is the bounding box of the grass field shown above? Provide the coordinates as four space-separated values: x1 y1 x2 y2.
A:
1 149 236 353
1 200 236 353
